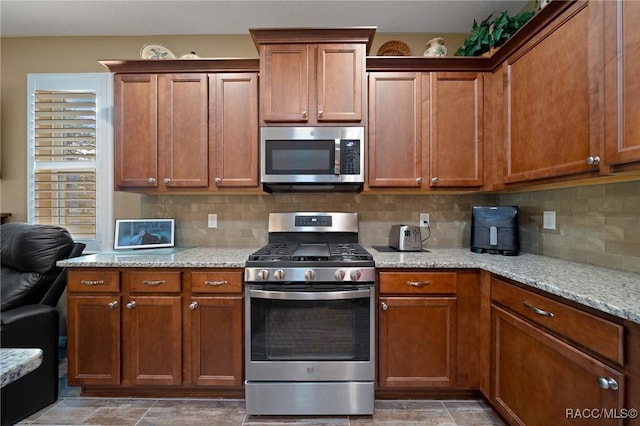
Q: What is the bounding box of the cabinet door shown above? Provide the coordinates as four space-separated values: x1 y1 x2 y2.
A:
368 72 423 188
261 44 309 122
316 43 363 122
209 73 259 188
378 296 456 388
123 295 182 385
503 2 603 183
604 0 640 167
67 295 121 385
114 74 158 188
430 72 484 188
157 74 209 188
491 305 625 426
188 296 243 387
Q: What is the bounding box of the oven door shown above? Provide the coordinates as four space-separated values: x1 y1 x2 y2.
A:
245 284 375 382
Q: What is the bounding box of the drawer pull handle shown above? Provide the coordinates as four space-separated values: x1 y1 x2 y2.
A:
107 301 118 309
143 280 166 286
524 301 554 318
205 280 228 287
81 279 105 286
597 377 619 391
407 281 430 287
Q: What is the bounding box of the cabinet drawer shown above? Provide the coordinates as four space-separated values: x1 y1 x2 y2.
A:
379 272 457 294
491 277 624 365
128 271 181 293
68 270 120 293
190 271 243 294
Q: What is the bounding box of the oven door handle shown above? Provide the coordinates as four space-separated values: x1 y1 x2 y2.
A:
247 288 371 301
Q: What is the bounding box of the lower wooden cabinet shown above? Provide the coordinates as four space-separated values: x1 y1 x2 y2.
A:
377 271 459 389
490 276 626 425
187 270 243 387
67 268 244 393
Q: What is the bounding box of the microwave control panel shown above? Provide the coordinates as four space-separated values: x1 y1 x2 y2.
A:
340 140 361 174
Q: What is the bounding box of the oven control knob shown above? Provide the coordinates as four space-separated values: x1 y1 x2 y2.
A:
258 269 269 280
335 269 346 281
305 270 315 281
274 269 285 280
350 269 362 281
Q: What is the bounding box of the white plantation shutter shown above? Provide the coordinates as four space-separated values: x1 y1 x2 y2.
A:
27 74 113 252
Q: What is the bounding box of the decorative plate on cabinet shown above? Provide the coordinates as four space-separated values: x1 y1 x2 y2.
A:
140 44 176 59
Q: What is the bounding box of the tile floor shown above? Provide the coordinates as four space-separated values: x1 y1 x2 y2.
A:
17 350 505 425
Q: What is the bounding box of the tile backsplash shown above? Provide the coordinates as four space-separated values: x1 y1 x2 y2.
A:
141 180 640 273
141 192 496 250
498 180 640 273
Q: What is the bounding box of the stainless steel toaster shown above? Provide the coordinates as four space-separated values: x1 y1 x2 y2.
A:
389 225 422 251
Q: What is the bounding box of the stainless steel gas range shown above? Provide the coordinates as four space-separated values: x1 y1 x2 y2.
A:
244 212 375 416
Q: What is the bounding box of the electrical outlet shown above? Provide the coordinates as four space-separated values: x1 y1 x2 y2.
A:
207 214 218 229
419 212 430 227
543 211 556 230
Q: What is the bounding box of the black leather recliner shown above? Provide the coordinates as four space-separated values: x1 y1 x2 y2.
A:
1 223 85 426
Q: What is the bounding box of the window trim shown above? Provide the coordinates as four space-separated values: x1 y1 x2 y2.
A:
27 73 114 252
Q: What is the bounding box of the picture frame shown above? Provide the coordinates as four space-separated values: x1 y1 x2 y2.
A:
114 218 175 250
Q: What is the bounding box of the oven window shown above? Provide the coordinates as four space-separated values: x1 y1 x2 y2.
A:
265 139 335 174
250 295 370 361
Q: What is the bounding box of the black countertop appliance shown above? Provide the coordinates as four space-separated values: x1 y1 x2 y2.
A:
470 206 519 256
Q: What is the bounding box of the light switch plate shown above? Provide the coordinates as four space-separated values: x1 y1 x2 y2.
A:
543 211 556 230
208 214 218 228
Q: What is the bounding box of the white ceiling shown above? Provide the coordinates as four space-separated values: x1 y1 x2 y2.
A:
1 0 529 37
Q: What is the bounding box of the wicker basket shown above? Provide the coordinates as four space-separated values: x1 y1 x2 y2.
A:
376 40 412 56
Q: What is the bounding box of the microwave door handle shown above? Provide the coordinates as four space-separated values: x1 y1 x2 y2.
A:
248 288 371 301
335 139 341 175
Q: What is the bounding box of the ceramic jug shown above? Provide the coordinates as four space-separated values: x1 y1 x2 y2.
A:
423 37 447 57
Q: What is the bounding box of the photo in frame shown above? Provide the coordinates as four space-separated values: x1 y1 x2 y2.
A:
114 218 175 250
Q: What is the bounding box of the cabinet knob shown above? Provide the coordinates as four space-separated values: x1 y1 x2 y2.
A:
215 177 222 184
107 301 118 309
302 110 308 119
597 377 619 391
416 177 423 184
126 301 137 309
189 301 198 310
585 156 601 165
318 110 324 118
431 177 438 184
381 301 388 311
147 177 156 184
163 177 171 184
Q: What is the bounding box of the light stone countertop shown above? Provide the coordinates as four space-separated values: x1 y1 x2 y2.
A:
0 348 43 388
59 246 640 325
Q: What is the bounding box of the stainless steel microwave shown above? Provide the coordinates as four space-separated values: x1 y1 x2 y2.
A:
260 126 365 192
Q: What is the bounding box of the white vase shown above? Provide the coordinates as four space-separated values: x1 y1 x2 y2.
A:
423 37 447 57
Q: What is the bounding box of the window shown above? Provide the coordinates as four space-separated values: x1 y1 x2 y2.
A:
27 73 113 252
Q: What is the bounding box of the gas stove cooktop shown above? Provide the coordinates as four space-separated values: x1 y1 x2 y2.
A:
247 242 373 265
244 212 375 282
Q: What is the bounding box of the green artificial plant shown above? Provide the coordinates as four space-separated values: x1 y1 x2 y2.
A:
455 10 535 57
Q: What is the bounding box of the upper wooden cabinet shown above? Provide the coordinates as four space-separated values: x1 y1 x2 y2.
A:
367 71 484 190
115 73 209 190
250 28 375 125
604 0 640 170
208 73 259 188
104 60 260 193
368 72 423 188
501 1 604 184
429 72 484 188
